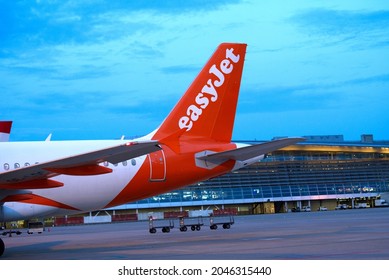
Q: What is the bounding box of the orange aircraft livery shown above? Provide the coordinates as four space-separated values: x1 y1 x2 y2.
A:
0 43 303 256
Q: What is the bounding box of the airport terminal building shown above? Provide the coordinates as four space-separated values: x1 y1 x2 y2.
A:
102 134 389 219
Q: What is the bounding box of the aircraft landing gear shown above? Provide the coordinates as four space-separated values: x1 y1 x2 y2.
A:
0 229 23 257
0 238 4 257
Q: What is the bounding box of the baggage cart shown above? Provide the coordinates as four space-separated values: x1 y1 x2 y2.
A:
209 215 234 230
148 216 174 234
178 216 204 232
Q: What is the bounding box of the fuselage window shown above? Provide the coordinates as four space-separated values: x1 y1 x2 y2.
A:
122 161 127 166
131 159 136 166
14 163 20 169
24 162 30 167
4 163 9 170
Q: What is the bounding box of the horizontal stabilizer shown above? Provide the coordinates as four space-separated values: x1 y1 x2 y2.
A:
197 138 305 162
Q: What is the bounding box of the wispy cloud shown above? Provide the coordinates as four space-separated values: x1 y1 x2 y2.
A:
1 0 242 49
2 1 389 141
160 64 200 75
240 72 389 113
290 8 389 48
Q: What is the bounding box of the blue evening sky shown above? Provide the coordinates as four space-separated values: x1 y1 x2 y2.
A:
1 0 389 141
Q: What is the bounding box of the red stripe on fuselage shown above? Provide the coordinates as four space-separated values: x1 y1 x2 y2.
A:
1 193 80 211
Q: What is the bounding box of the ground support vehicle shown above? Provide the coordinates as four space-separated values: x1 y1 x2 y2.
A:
335 204 348 210
354 203 368 209
209 215 234 230
178 216 204 232
148 216 174 234
27 222 44 234
375 199 389 207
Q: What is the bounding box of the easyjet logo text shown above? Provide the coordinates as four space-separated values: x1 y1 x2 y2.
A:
178 48 240 132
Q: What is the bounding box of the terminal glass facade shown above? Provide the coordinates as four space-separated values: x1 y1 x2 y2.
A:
126 143 389 208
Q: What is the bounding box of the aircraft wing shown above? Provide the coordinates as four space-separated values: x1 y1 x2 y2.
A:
0 141 161 189
197 138 305 162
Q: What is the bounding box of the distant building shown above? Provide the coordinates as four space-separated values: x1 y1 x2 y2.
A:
361 134 374 143
302 135 344 143
103 134 389 217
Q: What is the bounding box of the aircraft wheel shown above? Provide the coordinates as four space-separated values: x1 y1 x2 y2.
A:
223 224 231 229
196 226 201 231
191 226 196 231
0 238 4 257
149 228 157 234
163 227 170 233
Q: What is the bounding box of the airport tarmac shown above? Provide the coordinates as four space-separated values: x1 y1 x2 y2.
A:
2 207 389 260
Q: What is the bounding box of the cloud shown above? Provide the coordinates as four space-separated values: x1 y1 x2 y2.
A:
289 8 389 48
2 1 389 141
343 73 389 85
239 72 389 114
291 8 389 35
160 64 200 75
0 0 242 49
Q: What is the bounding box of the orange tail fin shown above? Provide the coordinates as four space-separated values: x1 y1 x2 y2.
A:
153 43 247 143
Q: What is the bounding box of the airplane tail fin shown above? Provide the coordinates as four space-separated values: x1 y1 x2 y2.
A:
152 43 247 144
0 121 12 142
